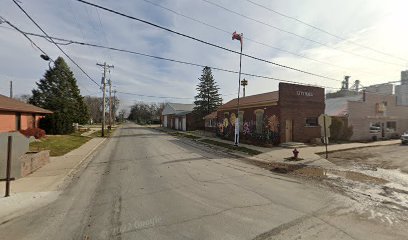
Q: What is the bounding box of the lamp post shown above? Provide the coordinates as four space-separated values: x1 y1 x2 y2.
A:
241 78 248 97
232 31 243 146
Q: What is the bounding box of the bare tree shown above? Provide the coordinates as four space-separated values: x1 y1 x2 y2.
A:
128 102 163 124
14 94 31 103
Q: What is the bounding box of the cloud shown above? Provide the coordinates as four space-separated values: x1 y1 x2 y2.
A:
1 0 407 109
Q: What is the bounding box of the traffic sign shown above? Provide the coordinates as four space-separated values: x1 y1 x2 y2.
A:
318 114 331 159
318 114 331 138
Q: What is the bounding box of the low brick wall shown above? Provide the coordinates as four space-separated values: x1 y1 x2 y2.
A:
20 150 50 177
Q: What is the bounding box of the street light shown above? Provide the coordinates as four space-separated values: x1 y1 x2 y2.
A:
241 78 248 97
232 31 243 146
40 54 53 69
40 54 50 61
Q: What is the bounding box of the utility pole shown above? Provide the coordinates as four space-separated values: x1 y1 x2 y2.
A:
113 89 117 126
232 31 243 146
108 77 112 132
10 81 13 98
96 62 114 137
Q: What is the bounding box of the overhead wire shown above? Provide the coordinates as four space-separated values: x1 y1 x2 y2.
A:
141 0 397 80
0 17 49 57
75 0 343 83
3 3 401 99
1 22 401 98
19 30 342 90
200 0 405 68
0 17 94 94
244 0 408 63
12 0 100 87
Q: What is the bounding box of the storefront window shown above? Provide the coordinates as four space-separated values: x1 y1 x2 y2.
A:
305 117 318 127
386 121 396 132
254 109 264 134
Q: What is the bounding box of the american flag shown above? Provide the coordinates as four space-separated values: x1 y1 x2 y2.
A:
232 31 243 45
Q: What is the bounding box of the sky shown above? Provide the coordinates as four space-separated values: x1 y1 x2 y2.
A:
1 0 408 111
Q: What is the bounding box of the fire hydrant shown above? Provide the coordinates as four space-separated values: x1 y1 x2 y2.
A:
293 148 299 159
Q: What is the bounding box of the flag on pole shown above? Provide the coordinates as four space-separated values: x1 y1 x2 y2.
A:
232 31 243 45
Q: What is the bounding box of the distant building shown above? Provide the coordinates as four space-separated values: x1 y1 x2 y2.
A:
364 83 393 95
161 103 195 131
0 94 52 133
401 70 408 85
396 70 408 106
326 90 408 141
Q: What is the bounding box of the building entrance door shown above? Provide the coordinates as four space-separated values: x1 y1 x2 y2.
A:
285 119 293 142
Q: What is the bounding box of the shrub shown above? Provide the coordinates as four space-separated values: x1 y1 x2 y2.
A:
330 117 353 141
19 128 46 139
39 113 74 135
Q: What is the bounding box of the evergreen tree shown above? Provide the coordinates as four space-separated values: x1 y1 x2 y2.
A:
30 57 89 134
193 67 222 118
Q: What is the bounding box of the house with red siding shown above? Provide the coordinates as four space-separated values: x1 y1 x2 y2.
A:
0 94 52 133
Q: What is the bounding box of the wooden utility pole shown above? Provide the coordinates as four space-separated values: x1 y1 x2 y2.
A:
96 62 114 137
113 90 117 126
108 78 112 132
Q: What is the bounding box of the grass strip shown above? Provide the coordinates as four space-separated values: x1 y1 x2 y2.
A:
29 134 91 156
198 139 262 156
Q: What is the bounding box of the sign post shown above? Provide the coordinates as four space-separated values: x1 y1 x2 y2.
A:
0 136 15 197
318 114 332 159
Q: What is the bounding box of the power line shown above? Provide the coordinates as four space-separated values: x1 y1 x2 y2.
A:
116 91 194 100
0 17 49 57
12 0 100 87
75 0 342 83
0 17 94 95
244 0 408 63
141 0 396 80
200 0 405 68
20 30 342 90
5 25 398 98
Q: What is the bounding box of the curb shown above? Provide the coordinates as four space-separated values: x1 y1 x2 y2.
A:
65 137 108 178
314 142 400 155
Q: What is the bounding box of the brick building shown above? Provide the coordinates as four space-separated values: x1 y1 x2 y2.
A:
216 83 325 144
326 90 408 141
0 94 52 133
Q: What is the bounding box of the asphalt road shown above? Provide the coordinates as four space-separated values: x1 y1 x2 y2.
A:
0 123 406 240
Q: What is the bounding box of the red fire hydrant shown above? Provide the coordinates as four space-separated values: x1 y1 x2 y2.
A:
293 148 299 159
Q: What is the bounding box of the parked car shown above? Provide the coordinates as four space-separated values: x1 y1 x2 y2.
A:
401 132 408 144
369 126 381 134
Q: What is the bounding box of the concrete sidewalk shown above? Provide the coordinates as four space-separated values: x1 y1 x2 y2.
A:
0 137 106 223
172 127 401 168
252 139 401 168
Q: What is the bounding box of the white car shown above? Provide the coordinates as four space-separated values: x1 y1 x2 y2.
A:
401 132 408 144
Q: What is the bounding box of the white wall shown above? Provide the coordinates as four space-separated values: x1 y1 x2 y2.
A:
182 117 186 131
